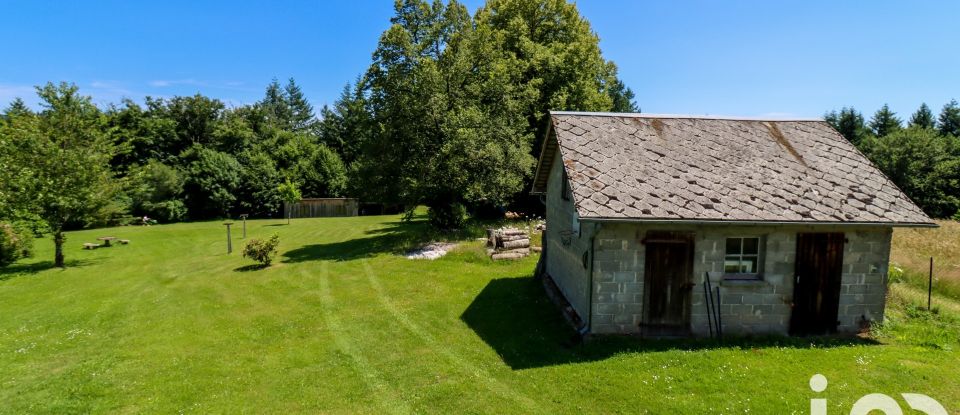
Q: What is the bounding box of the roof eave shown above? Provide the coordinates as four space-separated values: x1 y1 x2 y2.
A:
578 217 939 228
529 118 558 195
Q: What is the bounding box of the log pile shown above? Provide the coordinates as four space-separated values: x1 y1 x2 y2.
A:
487 227 532 260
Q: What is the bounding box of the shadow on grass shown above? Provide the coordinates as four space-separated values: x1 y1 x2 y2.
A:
0 259 97 282
282 219 434 262
234 264 270 272
460 275 880 370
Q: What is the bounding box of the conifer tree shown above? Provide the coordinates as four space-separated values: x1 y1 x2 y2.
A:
938 99 960 137
283 78 316 133
868 104 902 137
908 103 936 129
824 107 869 145
2 98 32 119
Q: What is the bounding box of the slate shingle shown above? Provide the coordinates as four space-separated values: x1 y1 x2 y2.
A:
539 112 933 225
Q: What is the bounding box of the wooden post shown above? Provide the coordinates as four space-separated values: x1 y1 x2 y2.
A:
224 222 234 254
239 214 248 239
928 256 934 310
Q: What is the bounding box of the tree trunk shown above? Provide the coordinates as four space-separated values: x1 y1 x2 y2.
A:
54 231 65 268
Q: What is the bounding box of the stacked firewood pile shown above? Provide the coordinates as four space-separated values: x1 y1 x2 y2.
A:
487 227 532 260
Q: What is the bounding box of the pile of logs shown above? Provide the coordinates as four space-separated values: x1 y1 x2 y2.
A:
487 227 531 260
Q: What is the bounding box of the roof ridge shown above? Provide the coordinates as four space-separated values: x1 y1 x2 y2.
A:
549 110 824 122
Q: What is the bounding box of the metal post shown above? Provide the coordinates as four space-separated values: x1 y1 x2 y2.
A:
715 286 723 340
928 257 934 310
224 222 234 254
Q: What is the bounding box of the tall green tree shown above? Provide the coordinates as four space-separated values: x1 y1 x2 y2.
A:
5 83 120 267
181 146 242 219
606 75 639 113
868 104 901 137
318 80 372 167
474 0 633 144
166 94 226 149
3 98 32 120
284 78 317 133
908 103 936 129
236 150 282 217
824 107 869 146
293 143 347 198
259 78 317 133
860 127 960 218
261 79 292 128
0 105 41 225
357 0 535 228
938 99 960 137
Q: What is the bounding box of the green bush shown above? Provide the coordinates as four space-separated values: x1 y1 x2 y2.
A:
242 233 280 266
427 202 467 230
0 222 34 267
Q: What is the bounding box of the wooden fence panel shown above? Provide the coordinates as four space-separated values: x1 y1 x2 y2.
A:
285 198 359 218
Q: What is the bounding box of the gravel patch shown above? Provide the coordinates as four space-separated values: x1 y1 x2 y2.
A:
405 242 457 260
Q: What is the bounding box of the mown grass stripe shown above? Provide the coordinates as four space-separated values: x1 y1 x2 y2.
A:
360 260 543 413
313 262 411 415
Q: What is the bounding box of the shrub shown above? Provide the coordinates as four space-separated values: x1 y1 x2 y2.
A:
427 202 467 230
242 233 280 266
0 222 34 267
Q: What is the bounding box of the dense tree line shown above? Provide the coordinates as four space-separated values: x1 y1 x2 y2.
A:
2 79 347 225
0 80 348 266
825 101 960 219
0 0 639 266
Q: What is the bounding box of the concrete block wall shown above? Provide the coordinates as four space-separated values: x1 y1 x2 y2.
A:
544 156 594 320
591 225 645 333
585 223 894 336
692 229 795 336
837 229 892 332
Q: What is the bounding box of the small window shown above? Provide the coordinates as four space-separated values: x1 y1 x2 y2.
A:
561 173 571 201
724 237 762 276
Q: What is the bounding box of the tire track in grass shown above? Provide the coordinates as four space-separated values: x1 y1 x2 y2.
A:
361 260 542 412
313 262 411 415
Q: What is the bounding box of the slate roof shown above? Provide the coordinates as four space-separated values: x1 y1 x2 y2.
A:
532 112 933 225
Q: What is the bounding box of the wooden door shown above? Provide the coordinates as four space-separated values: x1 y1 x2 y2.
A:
643 232 694 335
790 233 845 335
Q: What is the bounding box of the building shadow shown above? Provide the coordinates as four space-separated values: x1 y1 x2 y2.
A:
460 275 880 370
281 220 433 263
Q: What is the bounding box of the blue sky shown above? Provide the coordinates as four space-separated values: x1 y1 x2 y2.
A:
1 1 958 119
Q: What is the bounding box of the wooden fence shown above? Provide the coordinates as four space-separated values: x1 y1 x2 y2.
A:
285 198 359 218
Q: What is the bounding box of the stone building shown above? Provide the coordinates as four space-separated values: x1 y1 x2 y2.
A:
531 111 934 337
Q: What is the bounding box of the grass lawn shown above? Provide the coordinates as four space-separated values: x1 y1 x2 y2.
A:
1 215 958 414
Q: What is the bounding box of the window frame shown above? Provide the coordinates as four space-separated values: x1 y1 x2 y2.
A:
723 236 765 280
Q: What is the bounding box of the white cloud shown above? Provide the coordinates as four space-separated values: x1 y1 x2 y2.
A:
0 84 37 107
148 79 253 92
148 78 202 88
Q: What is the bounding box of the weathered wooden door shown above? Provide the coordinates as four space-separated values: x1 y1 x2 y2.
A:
790 233 845 335
643 232 694 336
